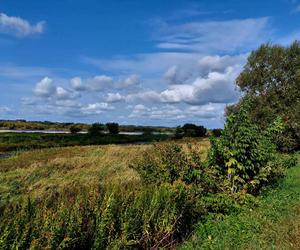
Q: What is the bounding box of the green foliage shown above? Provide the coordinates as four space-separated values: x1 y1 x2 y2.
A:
182 124 207 137
209 101 286 194
211 128 223 137
69 125 82 134
180 155 300 250
174 126 184 139
130 143 218 192
174 124 207 139
0 132 170 152
88 123 105 136
106 123 119 135
229 41 300 152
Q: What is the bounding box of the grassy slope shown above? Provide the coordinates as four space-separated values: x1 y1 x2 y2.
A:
180 154 300 250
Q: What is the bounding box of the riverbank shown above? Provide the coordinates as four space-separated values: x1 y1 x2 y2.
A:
0 132 171 152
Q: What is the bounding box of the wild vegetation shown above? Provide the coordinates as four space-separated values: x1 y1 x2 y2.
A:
0 132 170 152
0 100 296 249
227 41 300 152
174 124 207 139
0 120 175 134
0 41 299 249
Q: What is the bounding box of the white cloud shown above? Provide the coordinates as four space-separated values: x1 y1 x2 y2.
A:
0 13 44 37
55 86 80 100
106 93 125 103
33 77 79 100
122 74 140 87
70 77 86 91
89 75 113 91
110 63 241 105
33 77 56 98
0 106 13 114
129 103 225 121
80 102 114 115
164 65 180 84
154 18 271 53
198 54 247 75
70 74 140 92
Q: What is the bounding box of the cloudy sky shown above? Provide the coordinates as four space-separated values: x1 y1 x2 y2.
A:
0 0 300 128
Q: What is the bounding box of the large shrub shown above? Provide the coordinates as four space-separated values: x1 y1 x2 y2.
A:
88 123 105 136
106 123 119 135
130 143 219 193
209 101 286 194
182 124 207 137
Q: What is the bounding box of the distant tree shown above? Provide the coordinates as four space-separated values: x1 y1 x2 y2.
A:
88 123 105 136
106 123 119 134
211 128 223 137
182 123 207 137
174 126 184 139
227 41 300 151
70 125 82 134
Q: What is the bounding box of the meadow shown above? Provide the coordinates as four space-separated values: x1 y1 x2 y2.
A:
0 139 212 249
0 133 298 249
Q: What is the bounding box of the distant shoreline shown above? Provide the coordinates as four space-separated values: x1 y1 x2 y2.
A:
0 129 173 135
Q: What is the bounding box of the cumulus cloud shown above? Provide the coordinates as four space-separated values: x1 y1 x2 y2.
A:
109 63 241 105
33 77 56 98
121 74 140 88
89 75 113 91
198 54 247 75
70 77 86 91
129 103 224 121
55 86 80 100
80 102 114 115
70 74 139 92
0 13 44 37
33 77 79 100
164 65 180 84
106 93 125 103
129 104 184 120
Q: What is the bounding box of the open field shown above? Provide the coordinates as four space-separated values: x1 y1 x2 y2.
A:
0 138 212 249
0 133 300 249
0 138 210 202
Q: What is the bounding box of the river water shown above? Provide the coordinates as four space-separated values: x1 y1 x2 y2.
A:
0 130 173 135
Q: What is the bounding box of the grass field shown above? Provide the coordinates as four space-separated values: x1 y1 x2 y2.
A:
0 138 299 249
0 138 210 203
180 153 300 249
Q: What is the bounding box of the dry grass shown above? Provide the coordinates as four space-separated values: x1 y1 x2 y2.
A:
0 138 210 200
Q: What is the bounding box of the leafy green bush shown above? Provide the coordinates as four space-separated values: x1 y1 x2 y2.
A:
130 143 219 193
88 123 105 136
182 124 207 137
69 125 82 134
106 123 119 135
209 101 286 194
211 128 223 137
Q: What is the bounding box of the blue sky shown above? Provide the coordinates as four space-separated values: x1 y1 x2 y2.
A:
0 0 300 128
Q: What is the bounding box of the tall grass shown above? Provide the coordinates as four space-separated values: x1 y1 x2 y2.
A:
0 139 297 249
